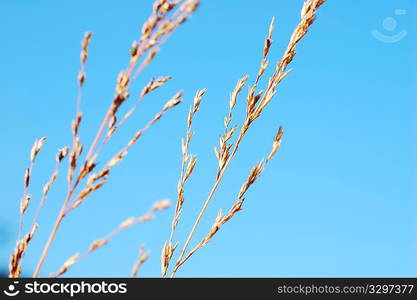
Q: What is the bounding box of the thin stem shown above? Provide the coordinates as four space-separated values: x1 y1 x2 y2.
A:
84 110 112 164
169 130 189 243
31 162 59 229
33 177 81 277
171 132 245 277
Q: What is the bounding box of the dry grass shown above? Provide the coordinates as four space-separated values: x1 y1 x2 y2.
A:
163 0 325 277
9 0 199 278
131 246 150 278
51 200 170 278
9 0 325 278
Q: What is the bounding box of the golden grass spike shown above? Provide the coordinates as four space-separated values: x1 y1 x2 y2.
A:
164 89 206 276
9 223 38 278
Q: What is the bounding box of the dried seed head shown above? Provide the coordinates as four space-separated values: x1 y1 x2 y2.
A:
56 146 70 163
141 15 158 41
221 200 244 224
71 199 82 210
20 194 31 215
108 115 117 129
268 17 275 39
200 210 223 246
132 246 150 277
119 217 136 229
154 21 176 40
263 17 275 58
138 214 153 223
224 126 236 142
143 48 159 66
257 59 268 80
130 41 139 57
230 75 248 110
68 152 77 184
30 137 47 162
9 223 38 277
141 76 172 97
267 126 283 161
112 90 130 110
163 91 183 110
187 89 206 128
180 0 200 13
152 199 171 212
87 168 110 186
78 71 85 86
192 89 206 113
79 160 97 180
107 150 127 168
89 239 108 252
184 157 197 181
80 32 93 64
72 113 82 136
57 253 80 276
43 171 58 197
116 71 130 94
161 241 178 277
214 147 220 160
24 168 31 189
238 161 265 199
80 178 106 200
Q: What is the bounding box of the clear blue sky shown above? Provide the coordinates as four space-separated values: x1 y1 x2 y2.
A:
1 0 416 277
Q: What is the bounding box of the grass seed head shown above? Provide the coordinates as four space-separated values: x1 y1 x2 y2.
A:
30 137 47 162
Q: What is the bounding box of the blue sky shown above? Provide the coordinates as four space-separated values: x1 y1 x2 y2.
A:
1 0 416 277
